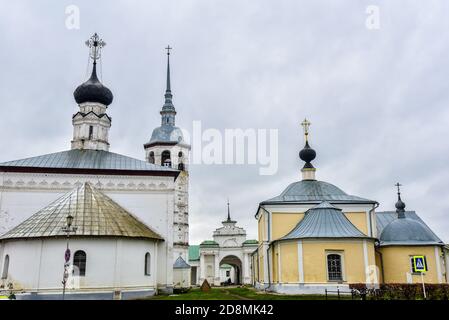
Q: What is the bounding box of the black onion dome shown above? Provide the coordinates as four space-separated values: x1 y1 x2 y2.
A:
73 63 113 106
395 198 406 212
299 141 316 168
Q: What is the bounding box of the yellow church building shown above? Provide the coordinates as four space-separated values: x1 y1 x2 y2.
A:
252 119 448 294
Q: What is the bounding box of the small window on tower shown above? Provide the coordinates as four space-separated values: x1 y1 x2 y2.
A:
89 126 93 139
149 152 155 164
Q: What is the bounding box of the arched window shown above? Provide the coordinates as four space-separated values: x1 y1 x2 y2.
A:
327 254 343 281
178 162 185 171
161 150 171 167
178 151 183 158
144 252 151 276
73 250 87 277
148 151 155 164
1 255 9 279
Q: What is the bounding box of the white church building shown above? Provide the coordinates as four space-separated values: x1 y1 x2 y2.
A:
0 34 190 299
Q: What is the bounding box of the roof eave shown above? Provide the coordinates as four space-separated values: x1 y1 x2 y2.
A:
0 234 165 242
259 199 377 206
0 165 180 178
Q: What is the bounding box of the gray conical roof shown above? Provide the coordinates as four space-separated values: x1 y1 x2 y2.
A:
379 218 443 246
261 180 376 205
0 182 163 241
281 201 369 240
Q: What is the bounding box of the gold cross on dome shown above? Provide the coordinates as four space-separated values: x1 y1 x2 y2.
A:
301 118 311 141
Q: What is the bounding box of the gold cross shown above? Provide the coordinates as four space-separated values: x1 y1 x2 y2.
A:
301 118 311 141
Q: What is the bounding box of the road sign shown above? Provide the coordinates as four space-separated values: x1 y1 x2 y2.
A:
65 249 71 263
412 256 427 273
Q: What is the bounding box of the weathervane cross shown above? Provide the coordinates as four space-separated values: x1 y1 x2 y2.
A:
395 182 402 194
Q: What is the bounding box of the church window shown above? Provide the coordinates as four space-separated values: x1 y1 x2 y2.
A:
73 250 87 276
1 255 9 279
149 151 155 164
178 151 183 158
161 150 171 167
144 252 151 276
327 253 343 281
88 126 93 139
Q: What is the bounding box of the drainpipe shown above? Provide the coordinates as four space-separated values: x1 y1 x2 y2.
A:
369 202 379 237
259 206 272 290
374 241 385 284
266 243 272 291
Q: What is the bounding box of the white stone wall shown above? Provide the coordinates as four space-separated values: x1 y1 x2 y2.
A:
0 237 158 293
0 171 175 291
144 143 190 262
71 102 111 151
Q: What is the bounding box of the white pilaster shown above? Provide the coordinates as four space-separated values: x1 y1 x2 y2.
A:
435 246 443 284
297 240 304 283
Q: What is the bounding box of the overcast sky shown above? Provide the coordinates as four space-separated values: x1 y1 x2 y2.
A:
0 0 448 244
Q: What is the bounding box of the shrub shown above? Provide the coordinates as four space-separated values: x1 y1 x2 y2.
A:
349 283 449 300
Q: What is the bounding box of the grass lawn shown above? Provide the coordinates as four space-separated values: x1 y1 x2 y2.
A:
146 286 351 300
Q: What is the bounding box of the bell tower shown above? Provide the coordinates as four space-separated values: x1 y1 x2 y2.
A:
144 46 190 262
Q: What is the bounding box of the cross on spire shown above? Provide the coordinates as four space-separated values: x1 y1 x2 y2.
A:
165 45 172 55
395 182 402 195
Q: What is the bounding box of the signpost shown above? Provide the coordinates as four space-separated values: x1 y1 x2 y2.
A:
412 256 427 299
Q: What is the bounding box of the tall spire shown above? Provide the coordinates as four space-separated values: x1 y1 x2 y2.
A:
395 182 406 219
227 199 231 222
299 118 317 180
166 45 171 92
160 45 176 126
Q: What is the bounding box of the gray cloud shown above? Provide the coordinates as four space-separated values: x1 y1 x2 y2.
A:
0 0 448 244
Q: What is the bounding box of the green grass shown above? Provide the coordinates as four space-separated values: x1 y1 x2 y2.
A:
145 286 351 300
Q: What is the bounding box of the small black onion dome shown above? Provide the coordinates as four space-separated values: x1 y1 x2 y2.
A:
73 62 113 106
299 141 316 168
395 198 406 212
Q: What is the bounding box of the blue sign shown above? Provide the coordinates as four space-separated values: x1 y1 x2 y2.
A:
412 256 427 273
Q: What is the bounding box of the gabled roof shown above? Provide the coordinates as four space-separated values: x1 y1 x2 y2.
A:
376 211 443 246
0 182 164 241
281 201 369 240
173 256 191 269
261 180 376 205
0 149 178 177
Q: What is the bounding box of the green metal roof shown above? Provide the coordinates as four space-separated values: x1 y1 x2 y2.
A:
243 240 258 245
188 245 200 261
220 264 232 269
0 182 164 241
0 149 178 174
200 240 219 247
